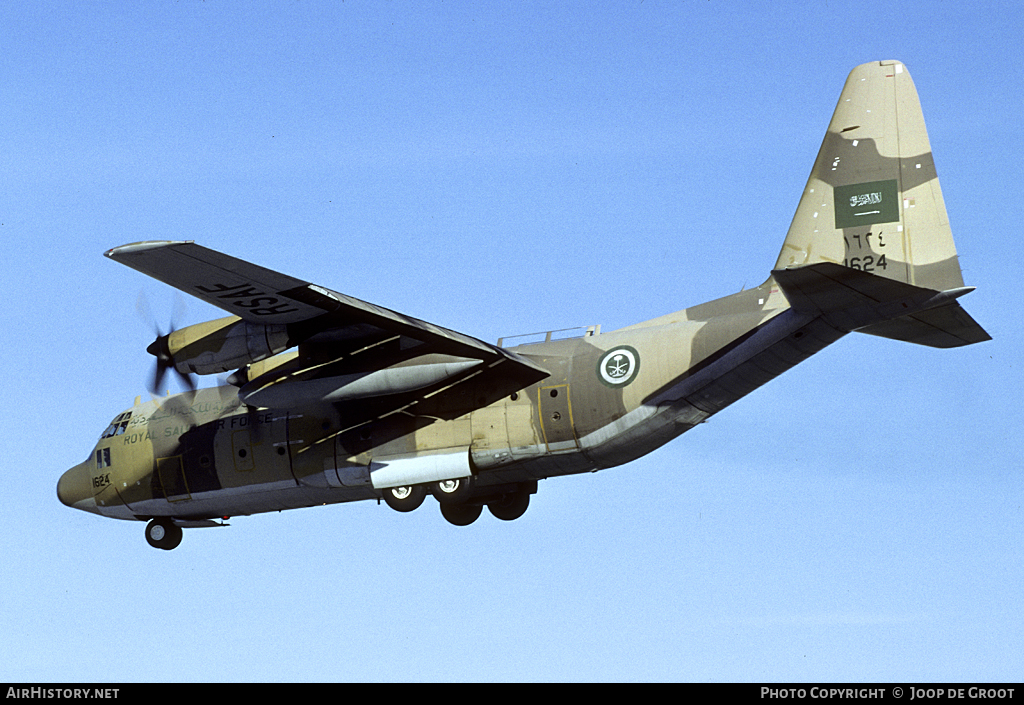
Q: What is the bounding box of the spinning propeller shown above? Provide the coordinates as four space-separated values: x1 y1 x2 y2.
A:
137 292 197 394
146 330 196 394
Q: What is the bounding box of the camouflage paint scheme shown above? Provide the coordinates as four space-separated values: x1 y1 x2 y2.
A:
58 61 989 549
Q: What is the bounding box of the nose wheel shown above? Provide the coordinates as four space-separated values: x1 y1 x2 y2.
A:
145 518 183 550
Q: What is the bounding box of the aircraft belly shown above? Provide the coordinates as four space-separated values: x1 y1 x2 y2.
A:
93 485 138 520
587 408 698 469
522 451 598 479
131 479 375 518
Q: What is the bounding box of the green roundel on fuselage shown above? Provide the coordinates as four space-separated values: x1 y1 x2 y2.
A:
596 346 641 387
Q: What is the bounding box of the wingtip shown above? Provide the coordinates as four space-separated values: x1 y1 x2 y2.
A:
105 240 195 259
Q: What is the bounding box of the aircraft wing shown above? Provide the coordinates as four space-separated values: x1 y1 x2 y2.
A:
106 241 549 382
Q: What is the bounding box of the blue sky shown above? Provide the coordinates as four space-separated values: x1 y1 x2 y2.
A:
2 1 1021 682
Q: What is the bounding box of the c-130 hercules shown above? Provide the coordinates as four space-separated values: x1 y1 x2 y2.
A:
59 61 989 549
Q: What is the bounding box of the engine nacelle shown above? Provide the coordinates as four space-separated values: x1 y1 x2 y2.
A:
157 316 291 375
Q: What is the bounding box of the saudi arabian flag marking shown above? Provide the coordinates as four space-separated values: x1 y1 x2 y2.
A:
834 179 899 229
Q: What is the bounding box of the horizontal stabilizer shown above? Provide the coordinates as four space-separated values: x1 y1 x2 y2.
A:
773 263 990 348
856 305 991 348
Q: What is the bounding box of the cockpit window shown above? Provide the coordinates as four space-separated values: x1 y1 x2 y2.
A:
100 412 132 439
96 447 111 469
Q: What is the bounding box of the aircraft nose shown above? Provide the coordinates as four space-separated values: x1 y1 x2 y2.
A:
58 461 98 513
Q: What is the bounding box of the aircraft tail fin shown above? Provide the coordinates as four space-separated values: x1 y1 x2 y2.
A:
776 60 965 292
773 60 989 347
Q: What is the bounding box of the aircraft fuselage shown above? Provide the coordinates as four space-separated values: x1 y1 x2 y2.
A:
60 279 821 526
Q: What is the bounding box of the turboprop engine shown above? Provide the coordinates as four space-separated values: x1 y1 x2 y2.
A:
148 315 291 380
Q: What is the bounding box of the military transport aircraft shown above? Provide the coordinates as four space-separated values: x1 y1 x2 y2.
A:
58 61 990 549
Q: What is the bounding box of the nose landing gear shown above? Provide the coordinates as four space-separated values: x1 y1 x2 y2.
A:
145 518 183 550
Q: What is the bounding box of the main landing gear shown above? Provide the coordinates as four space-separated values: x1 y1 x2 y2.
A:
381 479 534 526
381 484 428 512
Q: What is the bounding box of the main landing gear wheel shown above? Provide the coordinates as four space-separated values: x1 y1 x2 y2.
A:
382 485 427 513
440 502 483 526
431 476 475 505
487 486 531 521
145 518 183 550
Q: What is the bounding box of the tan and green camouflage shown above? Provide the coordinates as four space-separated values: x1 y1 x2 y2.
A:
58 61 989 549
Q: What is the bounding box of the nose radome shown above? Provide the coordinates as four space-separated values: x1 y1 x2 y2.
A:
58 462 98 513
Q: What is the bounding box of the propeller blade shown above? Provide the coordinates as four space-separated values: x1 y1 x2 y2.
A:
151 361 168 396
174 367 197 393
146 330 196 394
